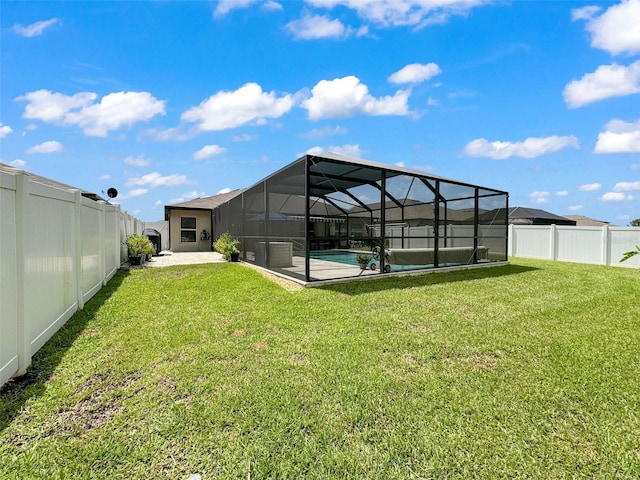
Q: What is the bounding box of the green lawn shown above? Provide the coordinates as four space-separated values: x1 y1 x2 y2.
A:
1 259 639 479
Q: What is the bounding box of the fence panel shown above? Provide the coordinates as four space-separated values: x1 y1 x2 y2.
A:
0 168 143 388
0 173 19 387
556 226 604 264
25 181 78 355
510 225 640 267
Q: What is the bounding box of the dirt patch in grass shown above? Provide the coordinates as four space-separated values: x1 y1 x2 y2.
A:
233 329 247 337
445 353 499 372
50 373 140 435
253 341 268 351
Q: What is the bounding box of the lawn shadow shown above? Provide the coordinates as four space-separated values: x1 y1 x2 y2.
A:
320 263 539 296
0 270 129 433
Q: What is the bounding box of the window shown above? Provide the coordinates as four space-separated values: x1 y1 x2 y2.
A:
180 217 196 242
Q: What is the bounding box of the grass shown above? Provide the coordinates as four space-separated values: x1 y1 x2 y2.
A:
1 258 639 479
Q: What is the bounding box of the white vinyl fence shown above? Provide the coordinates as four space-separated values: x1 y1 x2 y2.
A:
1 168 143 388
509 224 640 268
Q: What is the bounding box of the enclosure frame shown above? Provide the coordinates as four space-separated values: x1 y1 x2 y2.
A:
212 153 509 284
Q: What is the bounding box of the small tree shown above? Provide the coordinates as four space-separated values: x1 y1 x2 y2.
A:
630 218 640 227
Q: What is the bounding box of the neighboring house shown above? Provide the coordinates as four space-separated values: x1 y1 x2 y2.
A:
563 215 610 227
507 206 577 225
1 162 105 202
164 190 244 252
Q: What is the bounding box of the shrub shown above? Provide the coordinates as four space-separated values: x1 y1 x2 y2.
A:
126 234 155 257
213 232 240 260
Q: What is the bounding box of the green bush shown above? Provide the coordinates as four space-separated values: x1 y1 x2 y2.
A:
213 232 240 260
126 234 155 257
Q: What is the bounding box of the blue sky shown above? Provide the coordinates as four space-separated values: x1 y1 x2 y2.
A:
1 0 639 223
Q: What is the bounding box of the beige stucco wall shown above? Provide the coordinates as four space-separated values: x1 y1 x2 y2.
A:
167 209 212 252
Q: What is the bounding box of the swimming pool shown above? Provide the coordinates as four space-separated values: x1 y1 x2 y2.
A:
309 249 441 272
309 250 365 266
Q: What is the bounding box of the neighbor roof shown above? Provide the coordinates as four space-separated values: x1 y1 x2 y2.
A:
165 189 245 210
509 206 576 225
564 215 609 226
1 162 104 201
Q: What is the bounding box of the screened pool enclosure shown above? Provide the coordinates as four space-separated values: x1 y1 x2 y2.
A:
213 153 509 283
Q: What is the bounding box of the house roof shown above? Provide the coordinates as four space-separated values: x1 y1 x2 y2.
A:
165 189 245 210
564 215 609 226
1 162 105 201
508 206 576 225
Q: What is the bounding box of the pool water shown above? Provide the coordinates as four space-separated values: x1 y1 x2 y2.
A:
309 249 444 272
309 250 365 266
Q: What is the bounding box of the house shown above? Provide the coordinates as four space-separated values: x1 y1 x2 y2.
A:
1 162 105 202
563 215 609 227
486 206 577 225
164 190 244 252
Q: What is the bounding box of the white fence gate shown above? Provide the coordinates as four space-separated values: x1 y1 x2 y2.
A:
509 224 640 268
1 168 143 388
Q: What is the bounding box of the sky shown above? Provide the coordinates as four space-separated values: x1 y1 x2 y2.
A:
1 0 639 223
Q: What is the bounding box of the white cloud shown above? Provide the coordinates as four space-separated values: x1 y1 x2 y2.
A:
17 90 96 122
16 89 166 136
286 14 350 40
217 187 232 194
302 76 410 120
26 140 63 154
99 174 111 180
300 125 348 139
614 181 640 191
182 83 293 131
579 183 602 191
182 190 205 199
233 133 257 142
563 61 640 108
571 6 601 21
388 62 441 84
555 190 569 196
126 189 149 198
577 0 640 55
594 118 640 153
568 205 584 211
427 97 439 106
529 191 551 204
8 159 26 168
263 1 283 11
0 123 13 138
631 163 640 169
13 18 59 37
65 91 166 136
126 172 190 188
306 0 489 28
601 191 632 201
461 135 579 159
214 0 259 16
306 144 363 157
124 155 151 167
193 144 227 160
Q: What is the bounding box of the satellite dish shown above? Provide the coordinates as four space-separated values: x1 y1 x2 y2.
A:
107 187 118 199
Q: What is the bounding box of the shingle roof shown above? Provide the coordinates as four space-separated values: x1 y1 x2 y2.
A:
1 162 104 201
564 215 609 226
165 189 245 210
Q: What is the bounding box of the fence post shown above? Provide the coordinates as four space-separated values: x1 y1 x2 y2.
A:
601 225 610 266
550 224 557 261
15 171 30 376
98 200 106 285
508 224 514 257
73 190 85 310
